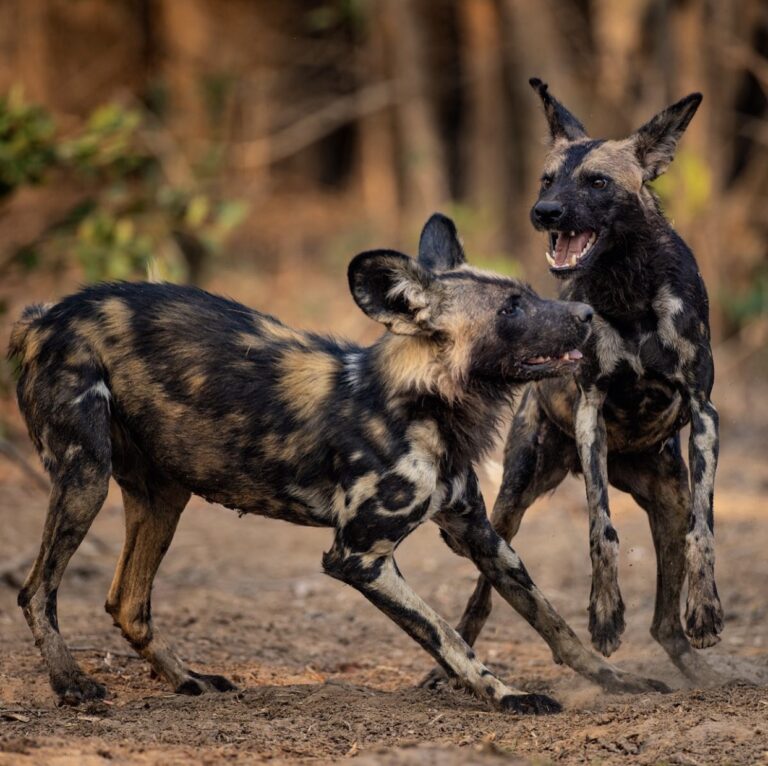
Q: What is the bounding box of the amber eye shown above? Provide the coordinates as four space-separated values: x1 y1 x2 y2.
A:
591 177 608 189
541 177 553 190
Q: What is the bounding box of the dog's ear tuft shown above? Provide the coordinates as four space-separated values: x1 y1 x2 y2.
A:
348 250 436 335
529 77 587 144
418 213 466 272
631 92 702 182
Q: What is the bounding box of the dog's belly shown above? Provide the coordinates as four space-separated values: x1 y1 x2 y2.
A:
110 415 338 528
536 376 687 453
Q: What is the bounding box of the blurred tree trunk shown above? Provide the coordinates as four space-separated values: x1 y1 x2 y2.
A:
383 0 449 224
357 1 399 233
592 0 648 117
16 0 49 105
500 0 592 284
15 0 144 113
460 0 511 252
670 0 722 335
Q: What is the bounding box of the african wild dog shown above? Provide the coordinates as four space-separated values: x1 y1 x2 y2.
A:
9 214 669 713
423 81 723 690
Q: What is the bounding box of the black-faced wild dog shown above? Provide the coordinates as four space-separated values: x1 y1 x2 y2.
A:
424 81 723 689
10 214 671 713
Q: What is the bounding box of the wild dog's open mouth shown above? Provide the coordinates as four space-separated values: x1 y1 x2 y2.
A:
524 349 583 367
546 231 597 271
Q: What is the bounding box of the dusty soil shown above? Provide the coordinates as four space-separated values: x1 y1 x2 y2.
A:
1 272 767 764
1 420 767 765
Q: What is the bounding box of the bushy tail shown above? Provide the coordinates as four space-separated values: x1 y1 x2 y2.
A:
8 303 52 360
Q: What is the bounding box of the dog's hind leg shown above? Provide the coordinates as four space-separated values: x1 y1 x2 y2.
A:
106 479 237 696
420 391 573 688
609 437 724 686
18 388 111 705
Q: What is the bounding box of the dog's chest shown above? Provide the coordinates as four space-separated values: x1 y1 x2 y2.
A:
590 293 691 382
538 300 692 451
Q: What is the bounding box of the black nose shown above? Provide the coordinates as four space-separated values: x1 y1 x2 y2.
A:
533 201 564 225
572 302 594 323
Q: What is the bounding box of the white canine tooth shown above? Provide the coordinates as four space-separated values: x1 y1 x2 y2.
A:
570 230 575 237
545 251 556 267
568 252 577 267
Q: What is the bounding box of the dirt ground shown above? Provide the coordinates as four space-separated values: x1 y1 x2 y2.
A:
1 272 767 765
1 411 767 765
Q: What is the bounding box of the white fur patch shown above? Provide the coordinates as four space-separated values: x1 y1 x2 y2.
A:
344 351 364 390
72 380 111 406
654 284 696 363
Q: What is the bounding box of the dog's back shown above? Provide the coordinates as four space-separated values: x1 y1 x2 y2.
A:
11 282 350 524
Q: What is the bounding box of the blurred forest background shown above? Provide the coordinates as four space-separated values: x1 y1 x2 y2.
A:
0 0 767 437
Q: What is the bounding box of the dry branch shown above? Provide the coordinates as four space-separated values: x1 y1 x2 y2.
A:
233 81 396 170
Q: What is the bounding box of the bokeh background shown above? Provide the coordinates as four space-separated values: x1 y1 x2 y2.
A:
1 5 768 763
0 0 766 469
1 1 767 324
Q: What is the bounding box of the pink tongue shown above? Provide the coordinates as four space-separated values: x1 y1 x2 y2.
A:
554 232 591 267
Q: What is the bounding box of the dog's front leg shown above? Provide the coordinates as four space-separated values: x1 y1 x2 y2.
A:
436 480 669 696
574 385 624 656
322 542 561 714
684 359 723 648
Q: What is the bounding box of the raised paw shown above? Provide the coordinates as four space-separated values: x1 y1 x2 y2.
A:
499 693 562 715
51 671 107 707
589 591 626 657
595 667 671 695
685 595 724 649
175 670 237 696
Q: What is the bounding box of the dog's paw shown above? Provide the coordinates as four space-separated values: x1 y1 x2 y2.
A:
499 693 562 715
685 594 724 649
418 666 450 690
52 670 107 707
589 590 626 657
175 670 237 696
595 667 671 695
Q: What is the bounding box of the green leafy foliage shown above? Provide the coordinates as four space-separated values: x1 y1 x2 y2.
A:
720 261 768 334
0 90 248 284
0 87 57 197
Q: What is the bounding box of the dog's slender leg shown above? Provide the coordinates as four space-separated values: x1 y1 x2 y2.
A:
436 473 670 695
684 379 723 648
420 392 571 689
609 439 724 685
323 543 561 713
106 481 236 695
18 408 111 705
574 385 625 656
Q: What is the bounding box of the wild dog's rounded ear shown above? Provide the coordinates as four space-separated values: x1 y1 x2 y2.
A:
348 250 436 335
529 77 588 144
631 92 702 182
418 213 466 272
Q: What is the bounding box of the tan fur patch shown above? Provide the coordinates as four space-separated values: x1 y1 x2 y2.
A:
541 137 588 176
279 348 338 421
237 331 266 357
406 421 443 462
365 416 392 451
16 326 47 365
376 335 457 400
574 139 643 193
261 317 308 346
100 297 135 338
185 371 208 395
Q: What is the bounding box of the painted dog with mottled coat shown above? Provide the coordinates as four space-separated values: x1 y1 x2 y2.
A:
9 214 669 712
424 81 723 690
